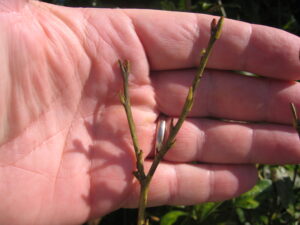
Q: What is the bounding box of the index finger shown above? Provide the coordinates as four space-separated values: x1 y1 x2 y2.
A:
125 9 300 80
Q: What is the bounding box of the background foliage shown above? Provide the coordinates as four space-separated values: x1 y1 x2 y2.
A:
40 0 300 224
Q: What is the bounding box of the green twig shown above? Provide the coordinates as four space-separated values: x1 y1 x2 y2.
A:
119 16 224 225
217 0 227 17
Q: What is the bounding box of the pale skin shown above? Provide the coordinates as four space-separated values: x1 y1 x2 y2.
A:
0 0 300 225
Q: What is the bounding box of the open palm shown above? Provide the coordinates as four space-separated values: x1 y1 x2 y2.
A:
0 1 300 225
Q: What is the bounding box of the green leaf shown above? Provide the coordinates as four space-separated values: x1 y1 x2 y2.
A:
235 198 260 209
236 208 246 223
234 179 272 209
198 2 213 10
238 179 272 198
177 0 186 10
194 202 222 222
160 211 187 225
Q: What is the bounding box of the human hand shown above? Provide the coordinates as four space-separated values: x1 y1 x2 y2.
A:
0 1 300 224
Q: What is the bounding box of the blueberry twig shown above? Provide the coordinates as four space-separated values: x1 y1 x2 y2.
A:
290 103 300 137
119 16 224 225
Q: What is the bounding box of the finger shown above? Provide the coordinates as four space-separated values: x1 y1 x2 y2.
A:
123 162 257 207
125 9 300 80
160 118 300 164
152 69 300 124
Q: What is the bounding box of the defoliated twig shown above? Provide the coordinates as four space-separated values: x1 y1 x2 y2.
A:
119 16 224 225
290 102 300 138
119 60 146 182
148 16 224 179
119 60 149 225
289 102 300 197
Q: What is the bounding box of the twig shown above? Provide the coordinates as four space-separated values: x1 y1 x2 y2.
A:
217 0 227 17
148 16 224 179
290 102 300 138
119 60 146 182
290 102 300 187
119 16 224 225
87 218 102 225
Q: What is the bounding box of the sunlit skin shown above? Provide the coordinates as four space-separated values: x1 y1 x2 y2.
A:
0 0 300 224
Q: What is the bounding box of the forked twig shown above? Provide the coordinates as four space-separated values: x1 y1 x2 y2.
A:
119 16 224 225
